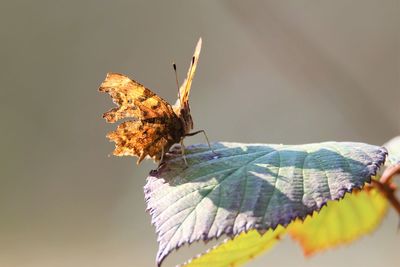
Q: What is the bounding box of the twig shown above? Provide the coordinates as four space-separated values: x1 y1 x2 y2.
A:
371 163 400 216
380 163 400 185
371 180 400 215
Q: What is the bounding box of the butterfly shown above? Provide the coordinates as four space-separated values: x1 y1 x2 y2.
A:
99 38 212 164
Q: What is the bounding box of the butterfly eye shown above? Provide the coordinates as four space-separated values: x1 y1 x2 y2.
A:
127 99 132 104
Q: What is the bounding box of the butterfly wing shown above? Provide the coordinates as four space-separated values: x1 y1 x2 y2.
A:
178 38 201 108
173 38 202 133
99 73 175 122
106 120 182 164
99 73 183 164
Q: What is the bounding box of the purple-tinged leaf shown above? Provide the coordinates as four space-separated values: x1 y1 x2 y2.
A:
144 142 387 266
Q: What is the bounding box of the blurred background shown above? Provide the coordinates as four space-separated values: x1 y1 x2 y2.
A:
0 0 399 266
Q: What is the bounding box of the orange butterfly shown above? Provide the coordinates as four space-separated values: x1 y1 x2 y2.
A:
99 38 212 164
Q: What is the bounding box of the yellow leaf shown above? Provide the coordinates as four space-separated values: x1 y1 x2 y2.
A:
288 188 388 256
183 226 286 267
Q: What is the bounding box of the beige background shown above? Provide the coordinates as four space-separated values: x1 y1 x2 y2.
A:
0 1 399 266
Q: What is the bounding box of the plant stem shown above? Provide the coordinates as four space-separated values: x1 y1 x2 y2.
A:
380 164 400 185
371 163 400 216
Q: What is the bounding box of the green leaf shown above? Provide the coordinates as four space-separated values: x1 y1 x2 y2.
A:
289 187 388 255
145 142 386 266
183 227 286 267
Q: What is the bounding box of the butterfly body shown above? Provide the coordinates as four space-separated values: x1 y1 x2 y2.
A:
99 39 202 164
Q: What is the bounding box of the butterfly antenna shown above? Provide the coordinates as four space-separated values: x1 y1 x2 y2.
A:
173 63 181 101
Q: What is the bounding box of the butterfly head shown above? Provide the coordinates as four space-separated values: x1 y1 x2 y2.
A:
174 101 193 135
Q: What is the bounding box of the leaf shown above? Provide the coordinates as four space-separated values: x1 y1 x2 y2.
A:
183 189 388 267
287 136 397 256
288 187 388 256
183 227 286 267
384 136 400 166
144 142 387 266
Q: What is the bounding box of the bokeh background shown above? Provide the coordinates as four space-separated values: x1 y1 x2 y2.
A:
0 1 399 266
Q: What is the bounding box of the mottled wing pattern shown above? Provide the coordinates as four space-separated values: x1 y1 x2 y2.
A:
107 120 179 164
99 73 175 122
173 38 202 113
99 73 183 164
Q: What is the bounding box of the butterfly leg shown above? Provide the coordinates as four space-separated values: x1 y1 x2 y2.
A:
184 130 216 154
137 151 146 165
159 146 165 163
179 138 188 166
